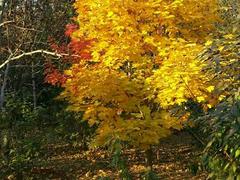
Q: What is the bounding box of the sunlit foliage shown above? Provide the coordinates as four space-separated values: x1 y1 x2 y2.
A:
57 0 220 149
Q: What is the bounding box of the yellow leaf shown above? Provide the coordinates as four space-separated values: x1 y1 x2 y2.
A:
206 85 214 92
205 40 213 46
218 46 224 52
107 11 114 17
197 96 205 102
218 95 225 101
223 34 234 39
207 104 213 108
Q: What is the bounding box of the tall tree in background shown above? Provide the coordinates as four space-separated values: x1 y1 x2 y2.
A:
0 1 75 176
0 0 74 110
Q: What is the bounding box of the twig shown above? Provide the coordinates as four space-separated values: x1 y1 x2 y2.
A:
0 21 14 27
179 75 197 100
187 128 205 146
188 128 234 163
10 24 42 32
0 50 81 69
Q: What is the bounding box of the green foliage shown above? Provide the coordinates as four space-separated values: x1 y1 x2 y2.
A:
53 108 94 149
110 139 132 180
142 170 160 180
188 162 199 176
195 32 240 179
0 93 94 178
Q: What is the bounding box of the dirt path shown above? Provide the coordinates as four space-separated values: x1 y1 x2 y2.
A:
21 131 207 179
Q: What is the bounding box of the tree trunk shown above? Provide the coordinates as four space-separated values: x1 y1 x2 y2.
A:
0 0 6 23
0 62 9 110
145 146 154 170
32 62 37 110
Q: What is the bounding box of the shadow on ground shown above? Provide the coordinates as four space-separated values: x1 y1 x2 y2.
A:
2 131 207 179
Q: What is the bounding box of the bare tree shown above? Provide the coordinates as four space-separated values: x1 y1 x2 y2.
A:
0 0 74 110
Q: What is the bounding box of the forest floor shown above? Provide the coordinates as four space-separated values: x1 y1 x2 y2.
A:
1 130 207 180
8 131 207 180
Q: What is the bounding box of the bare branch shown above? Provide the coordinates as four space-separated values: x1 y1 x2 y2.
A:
0 50 81 69
0 20 14 27
9 24 42 32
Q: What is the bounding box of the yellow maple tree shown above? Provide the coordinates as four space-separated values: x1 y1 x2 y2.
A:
60 0 220 149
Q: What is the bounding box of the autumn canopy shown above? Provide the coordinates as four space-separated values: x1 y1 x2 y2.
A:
49 0 220 149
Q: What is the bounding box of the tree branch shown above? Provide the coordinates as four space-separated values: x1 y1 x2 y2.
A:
0 50 81 69
0 20 14 27
9 24 42 32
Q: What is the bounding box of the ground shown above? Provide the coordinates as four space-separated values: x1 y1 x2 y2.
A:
6 131 207 179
